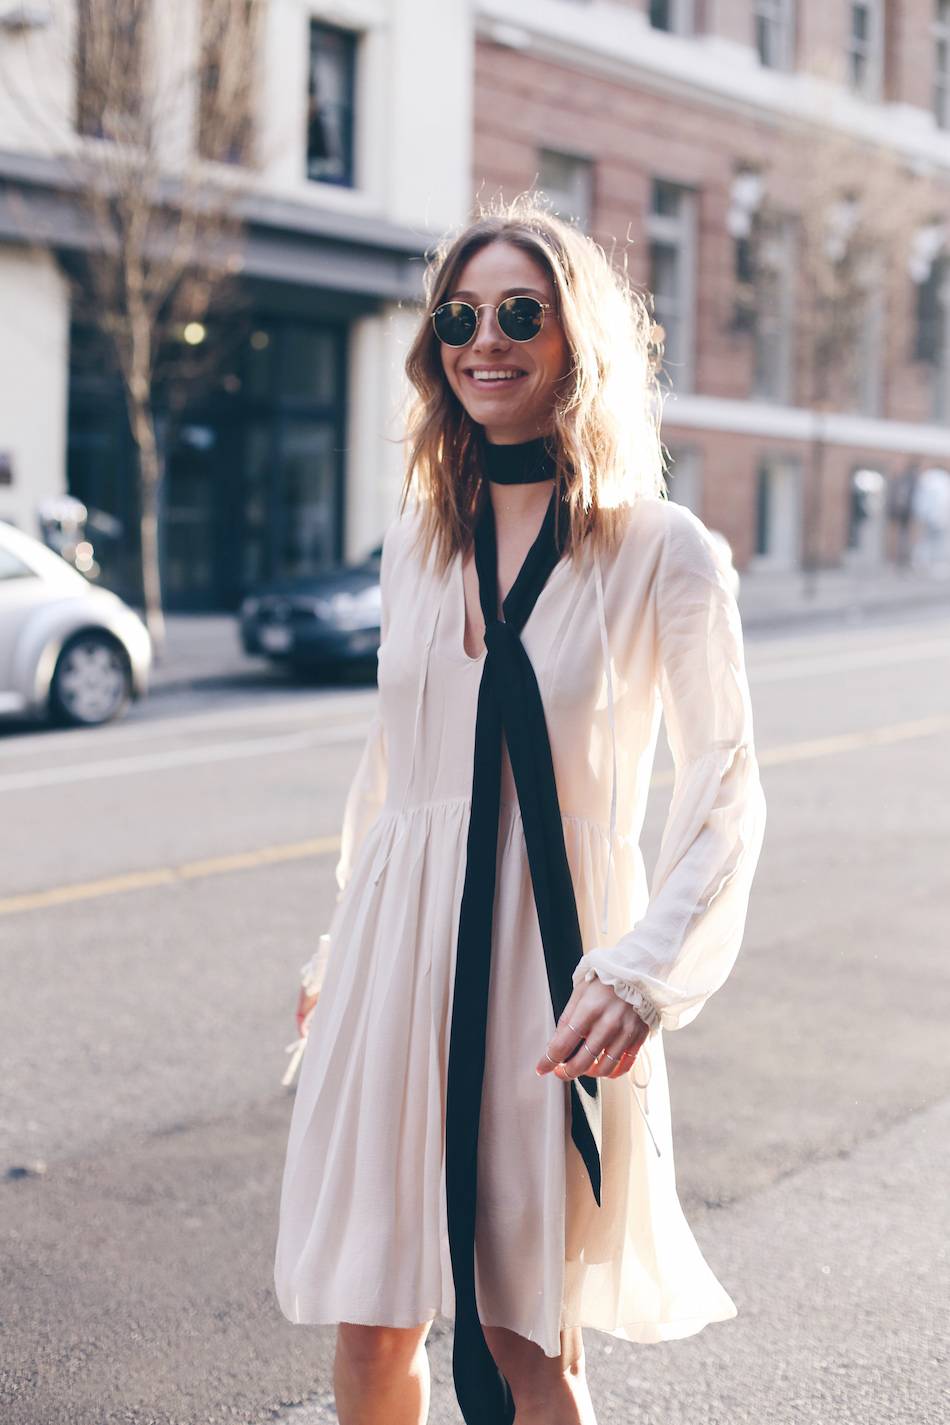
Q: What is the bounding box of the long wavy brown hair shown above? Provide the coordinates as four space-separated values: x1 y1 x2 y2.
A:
401 193 669 573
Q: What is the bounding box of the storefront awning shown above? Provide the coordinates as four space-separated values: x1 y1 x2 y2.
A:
0 148 427 304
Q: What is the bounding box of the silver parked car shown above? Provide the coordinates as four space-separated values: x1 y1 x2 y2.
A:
0 519 151 727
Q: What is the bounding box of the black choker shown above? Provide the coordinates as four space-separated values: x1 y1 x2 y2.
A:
481 435 556 485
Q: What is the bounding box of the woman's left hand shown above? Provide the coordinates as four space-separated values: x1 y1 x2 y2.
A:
536 976 649 1080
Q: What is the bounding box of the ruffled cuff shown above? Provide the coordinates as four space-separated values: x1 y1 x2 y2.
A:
572 958 664 1038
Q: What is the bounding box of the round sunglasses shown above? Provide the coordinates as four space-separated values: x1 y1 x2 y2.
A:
431 295 555 347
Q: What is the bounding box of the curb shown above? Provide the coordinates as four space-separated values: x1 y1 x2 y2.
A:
739 585 950 634
144 587 950 698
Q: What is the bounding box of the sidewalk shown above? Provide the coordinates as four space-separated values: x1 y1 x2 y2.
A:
147 563 950 697
737 560 950 631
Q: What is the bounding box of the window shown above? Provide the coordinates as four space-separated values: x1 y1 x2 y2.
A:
647 178 696 393
197 0 260 165
936 1 950 130
663 447 702 513
648 0 695 34
537 150 594 229
733 230 757 332
914 255 943 365
307 22 357 186
751 214 795 403
75 0 146 141
914 253 950 421
852 262 884 416
729 166 765 332
754 456 802 567
754 0 795 70
847 0 884 99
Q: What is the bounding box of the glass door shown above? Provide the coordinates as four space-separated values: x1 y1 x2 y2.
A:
161 421 219 607
276 419 340 579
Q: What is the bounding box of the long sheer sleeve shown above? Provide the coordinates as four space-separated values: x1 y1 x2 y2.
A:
573 502 767 1036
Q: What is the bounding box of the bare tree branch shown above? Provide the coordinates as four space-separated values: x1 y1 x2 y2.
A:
1 0 272 655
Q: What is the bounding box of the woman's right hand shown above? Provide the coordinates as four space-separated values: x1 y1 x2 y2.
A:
296 986 319 1037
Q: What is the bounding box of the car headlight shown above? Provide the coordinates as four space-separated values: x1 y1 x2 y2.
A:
240 597 260 618
328 586 382 626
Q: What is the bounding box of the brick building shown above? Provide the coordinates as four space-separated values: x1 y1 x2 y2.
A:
472 0 950 570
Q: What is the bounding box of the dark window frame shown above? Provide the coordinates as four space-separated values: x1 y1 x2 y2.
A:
753 0 796 71
307 21 358 188
936 0 950 130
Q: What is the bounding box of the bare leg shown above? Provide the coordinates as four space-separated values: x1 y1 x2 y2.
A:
334 1321 433 1425
483 1323 597 1425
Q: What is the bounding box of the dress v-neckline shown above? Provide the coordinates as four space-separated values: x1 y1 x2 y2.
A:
455 548 489 665
455 488 563 665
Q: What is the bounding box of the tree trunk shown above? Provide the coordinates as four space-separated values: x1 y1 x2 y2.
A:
130 400 167 661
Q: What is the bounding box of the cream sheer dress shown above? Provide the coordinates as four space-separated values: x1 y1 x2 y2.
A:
274 492 767 1356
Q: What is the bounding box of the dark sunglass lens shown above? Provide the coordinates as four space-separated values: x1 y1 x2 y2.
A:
433 302 477 346
498 297 544 341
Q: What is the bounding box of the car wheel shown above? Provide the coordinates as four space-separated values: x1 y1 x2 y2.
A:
49 631 133 727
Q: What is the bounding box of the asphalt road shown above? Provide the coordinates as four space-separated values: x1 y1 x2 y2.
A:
1 608 949 1424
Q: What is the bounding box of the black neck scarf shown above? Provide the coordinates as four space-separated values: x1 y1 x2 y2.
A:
480 433 557 484
444 467 603 1425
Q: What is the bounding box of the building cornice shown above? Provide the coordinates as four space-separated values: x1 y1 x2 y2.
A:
476 1 950 176
0 148 428 301
664 393 950 459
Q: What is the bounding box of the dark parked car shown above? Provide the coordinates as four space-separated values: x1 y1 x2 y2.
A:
238 522 738 679
239 545 383 675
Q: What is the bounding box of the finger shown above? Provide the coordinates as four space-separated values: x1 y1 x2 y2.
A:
587 1019 637 1078
539 986 632 1076
570 1000 639 1078
555 1038 604 1081
296 991 318 1034
536 1006 596 1076
595 1046 627 1079
606 1046 637 1079
604 1021 648 1079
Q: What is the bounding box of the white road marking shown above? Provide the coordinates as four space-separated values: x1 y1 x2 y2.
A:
0 688 375 759
0 721 375 793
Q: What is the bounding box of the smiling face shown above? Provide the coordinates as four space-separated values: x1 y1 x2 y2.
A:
438 240 571 446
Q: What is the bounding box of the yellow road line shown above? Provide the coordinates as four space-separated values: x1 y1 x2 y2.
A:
0 835 341 916
756 713 950 767
4 712 949 918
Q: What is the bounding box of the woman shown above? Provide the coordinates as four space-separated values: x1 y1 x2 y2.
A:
274 197 768 1425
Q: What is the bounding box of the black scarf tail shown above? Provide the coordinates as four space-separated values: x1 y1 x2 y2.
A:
444 487 603 1425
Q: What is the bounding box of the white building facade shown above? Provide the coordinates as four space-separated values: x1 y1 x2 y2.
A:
0 0 472 607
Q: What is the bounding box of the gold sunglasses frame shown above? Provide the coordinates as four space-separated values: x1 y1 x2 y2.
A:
430 295 556 347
